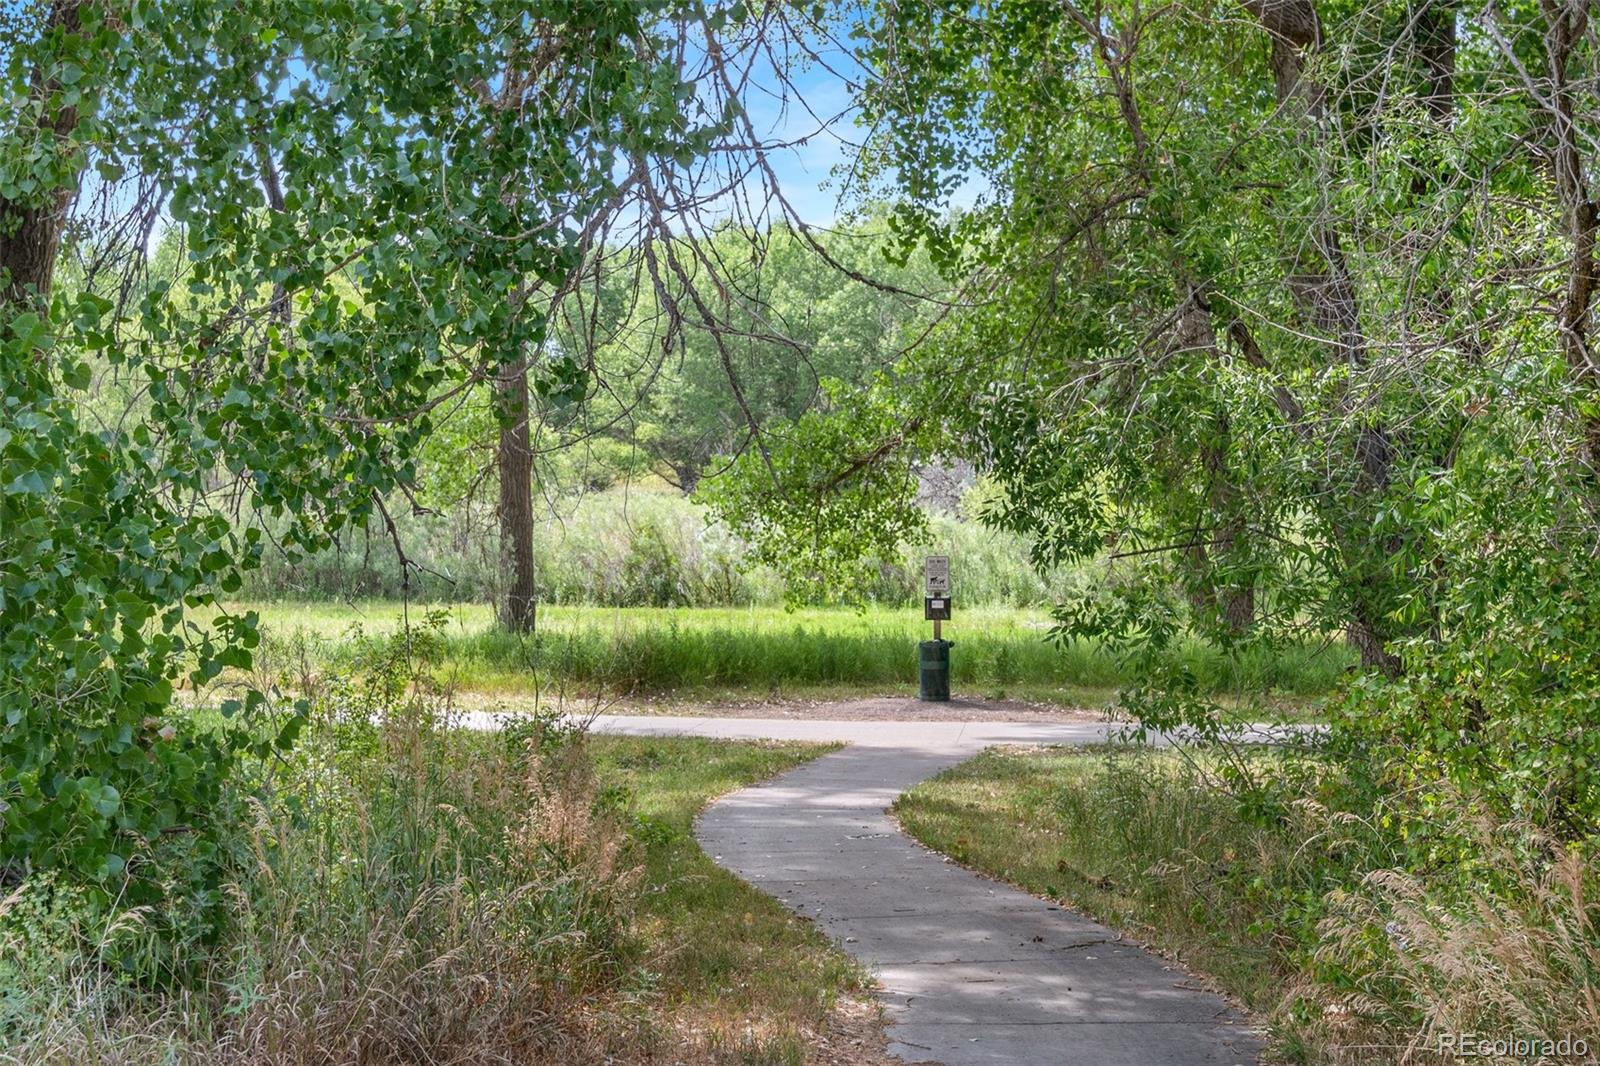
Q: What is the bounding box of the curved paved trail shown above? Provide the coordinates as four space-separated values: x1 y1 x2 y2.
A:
591 709 1267 1066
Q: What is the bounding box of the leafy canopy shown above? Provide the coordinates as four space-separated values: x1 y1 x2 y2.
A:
1 0 716 893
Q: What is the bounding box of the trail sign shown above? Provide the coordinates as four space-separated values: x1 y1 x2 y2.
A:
919 556 952 702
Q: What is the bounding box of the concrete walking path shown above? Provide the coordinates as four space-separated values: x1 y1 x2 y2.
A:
589 710 1267 1065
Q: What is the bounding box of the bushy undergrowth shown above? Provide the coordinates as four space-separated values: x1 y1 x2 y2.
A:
1 629 651 1065
240 485 1091 609
896 746 1600 1065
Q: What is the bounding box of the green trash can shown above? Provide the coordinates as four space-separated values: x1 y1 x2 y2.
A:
918 639 952 702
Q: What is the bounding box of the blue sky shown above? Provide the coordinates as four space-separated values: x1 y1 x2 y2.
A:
743 61 862 224
723 20 987 227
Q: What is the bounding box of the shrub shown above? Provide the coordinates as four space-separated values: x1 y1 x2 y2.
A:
0 619 651 1064
1304 803 1600 1063
237 483 1093 609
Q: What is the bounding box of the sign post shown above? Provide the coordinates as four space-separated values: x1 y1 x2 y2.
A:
924 555 950 638
919 555 952 701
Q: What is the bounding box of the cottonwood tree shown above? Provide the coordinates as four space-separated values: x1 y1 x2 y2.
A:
573 220 941 495
715 0 1600 828
412 7 947 630
0 0 715 889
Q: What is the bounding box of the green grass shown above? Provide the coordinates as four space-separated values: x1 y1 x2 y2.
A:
1 722 867 1065
589 735 871 1053
234 599 1349 710
891 746 1600 1065
891 747 1299 1031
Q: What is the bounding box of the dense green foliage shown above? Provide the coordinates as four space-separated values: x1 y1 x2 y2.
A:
1 622 852 1061
541 221 941 494
12 1 1600 1058
394 215 945 617
713 0 1600 837
237 484 1091 607
1 0 709 890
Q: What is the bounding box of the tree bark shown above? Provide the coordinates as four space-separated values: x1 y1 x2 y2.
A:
1203 427 1256 635
0 0 85 312
1538 1 1600 476
668 461 701 495
1413 1 1456 125
496 357 538 633
1245 0 1404 675
1242 0 1323 109
253 138 291 332
1177 302 1255 633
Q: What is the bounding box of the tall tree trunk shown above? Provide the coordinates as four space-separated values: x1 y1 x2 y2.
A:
1242 0 1324 109
1414 1 1456 125
253 138 291 333
496 358 537 633
1179 303 1255 634
0 0 84 313
1246 0 1404 674
1537 1 1600 477
669 461 701 495
1204 428 1256 635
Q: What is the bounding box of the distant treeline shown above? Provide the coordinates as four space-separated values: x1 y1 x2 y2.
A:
242 486 1093 609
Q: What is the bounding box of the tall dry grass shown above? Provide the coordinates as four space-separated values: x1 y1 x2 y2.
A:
896 746 1600 1065
239 484 1094 609
1306 823 1600 1064
1 633 652 1065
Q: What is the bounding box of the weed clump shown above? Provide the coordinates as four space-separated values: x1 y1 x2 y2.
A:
0 618 650 1065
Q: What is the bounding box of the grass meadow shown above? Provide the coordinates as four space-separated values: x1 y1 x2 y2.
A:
233 599 1352 710
228 598 1350 704
228 488 1352 714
